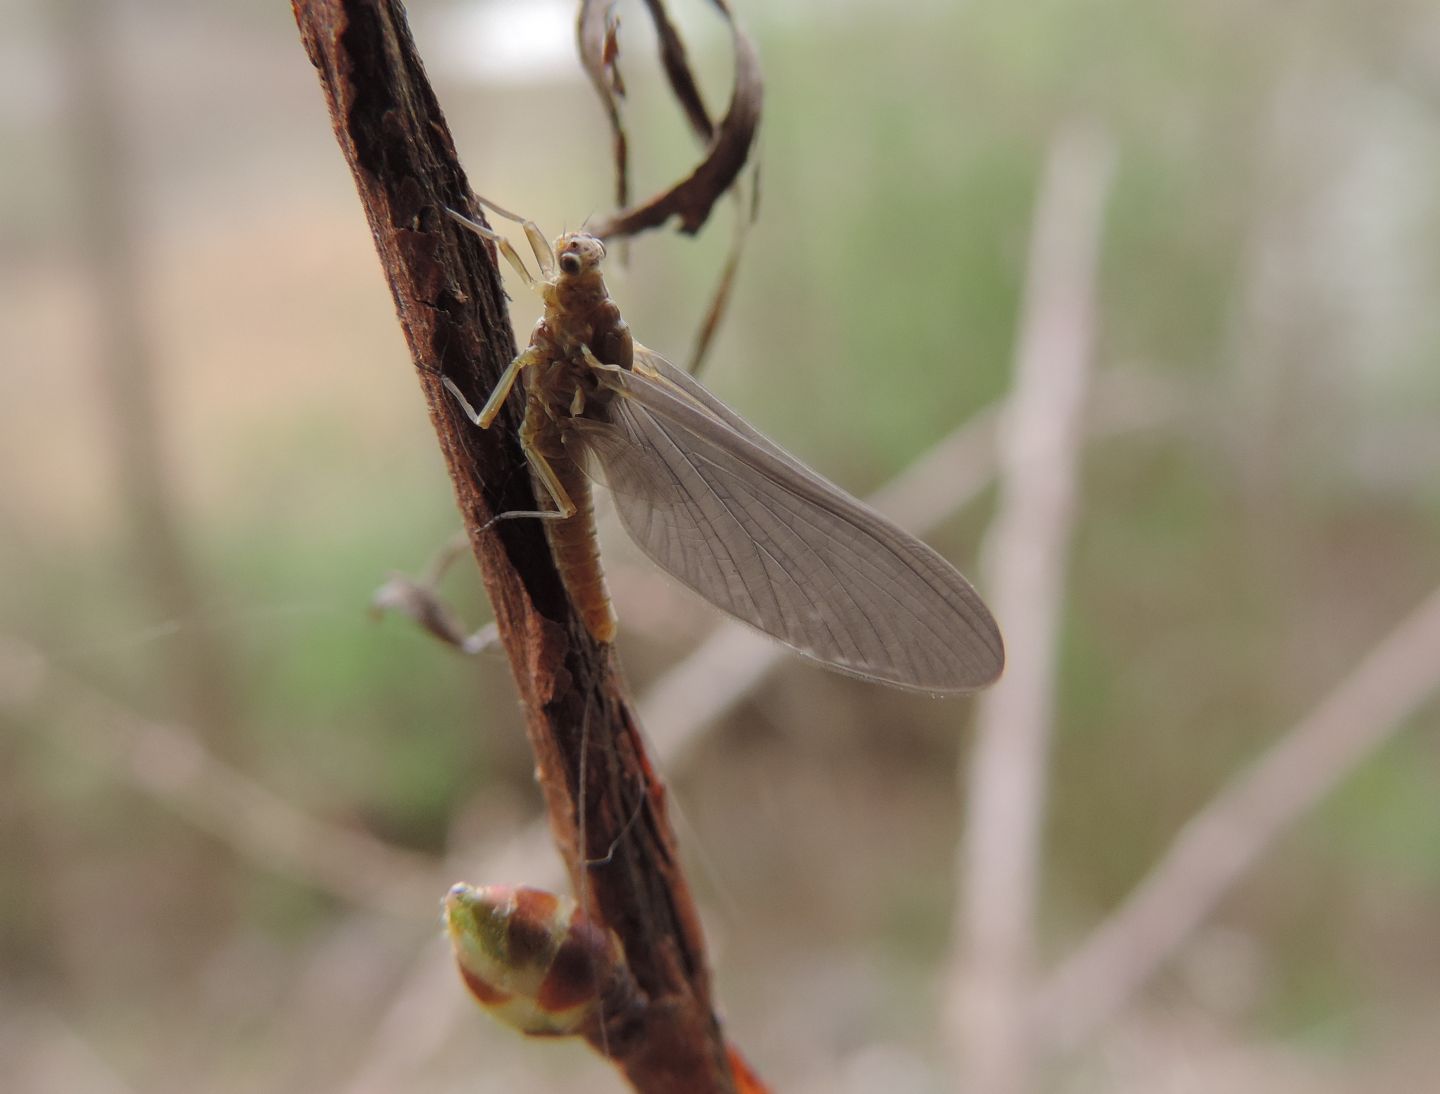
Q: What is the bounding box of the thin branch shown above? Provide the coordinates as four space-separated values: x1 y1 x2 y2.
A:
335 364 1185 1094
947 123 1116 1094
291 2 733 1089
0 635 443 919
1034 583 1440 1055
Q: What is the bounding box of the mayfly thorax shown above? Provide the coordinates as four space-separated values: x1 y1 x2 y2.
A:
443 198 1006 695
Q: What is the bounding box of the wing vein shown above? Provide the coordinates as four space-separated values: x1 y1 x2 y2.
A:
566 354 1003 692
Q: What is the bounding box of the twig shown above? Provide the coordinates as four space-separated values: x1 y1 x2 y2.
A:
1034 583 1440 1054
335 364 1185 1094
946 123 1116 1094
371 531 501 654
0 635 443 919
291 3 734 1089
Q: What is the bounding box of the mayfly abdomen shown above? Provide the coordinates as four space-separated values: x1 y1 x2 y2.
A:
524 407 617 644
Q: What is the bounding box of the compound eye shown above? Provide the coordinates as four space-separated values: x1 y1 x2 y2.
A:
559 252 582 275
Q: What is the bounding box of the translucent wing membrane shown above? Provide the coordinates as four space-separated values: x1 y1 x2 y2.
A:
570 348 1004 693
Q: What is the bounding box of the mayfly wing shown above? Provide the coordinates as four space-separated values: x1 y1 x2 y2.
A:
628 345 816 477
568 358 1005 693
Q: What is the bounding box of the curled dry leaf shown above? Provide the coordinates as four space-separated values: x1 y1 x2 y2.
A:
579 0 763 239
686 187 750 373
577 0 763 374
577 2 629 213
639 0 715 143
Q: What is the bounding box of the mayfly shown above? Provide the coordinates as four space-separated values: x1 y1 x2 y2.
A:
444 199 1004 694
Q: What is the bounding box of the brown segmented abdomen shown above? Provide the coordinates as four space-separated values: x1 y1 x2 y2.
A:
525 409 617 643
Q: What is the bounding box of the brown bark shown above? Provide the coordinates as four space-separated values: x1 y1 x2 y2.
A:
291 2 736 1090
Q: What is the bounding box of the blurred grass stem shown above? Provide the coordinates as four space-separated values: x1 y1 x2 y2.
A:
56 0 241 747
0 635 444 919
1035 582 1440 1054
947 123 1115 1094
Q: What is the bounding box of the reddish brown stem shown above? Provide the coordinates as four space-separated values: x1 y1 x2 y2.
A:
291 3 735 1090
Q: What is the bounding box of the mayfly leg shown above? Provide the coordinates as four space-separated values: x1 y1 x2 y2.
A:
442 376 578 531
509 434 579 525
441 346 576 528
445 207 539 289
443 347 537 431
461 449 576 532
472 195 556 280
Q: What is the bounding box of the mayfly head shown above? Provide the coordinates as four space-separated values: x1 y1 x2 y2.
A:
554 233 607 279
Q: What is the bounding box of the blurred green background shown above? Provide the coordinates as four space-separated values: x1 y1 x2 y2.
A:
3 0 1439 1091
